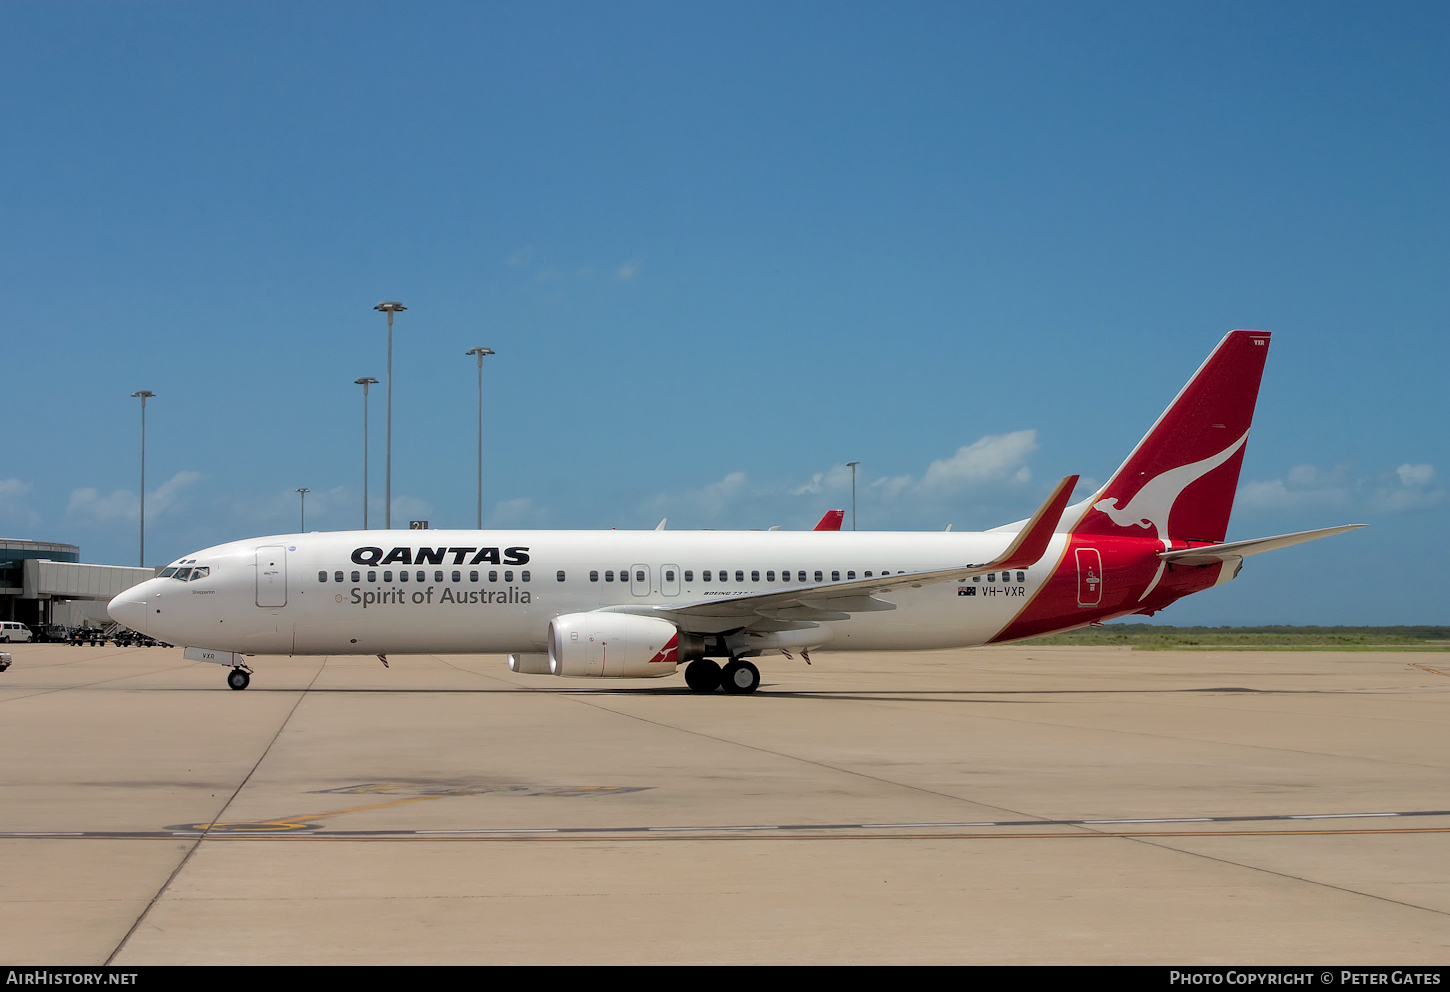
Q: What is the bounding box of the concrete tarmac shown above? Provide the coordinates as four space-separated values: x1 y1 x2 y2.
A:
1 642 1448 965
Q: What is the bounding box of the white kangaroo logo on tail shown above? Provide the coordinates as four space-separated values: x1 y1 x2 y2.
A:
1093 430 1249 542
1093 430 1248 602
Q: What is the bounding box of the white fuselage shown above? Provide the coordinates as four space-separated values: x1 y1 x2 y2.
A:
109 528 1059 658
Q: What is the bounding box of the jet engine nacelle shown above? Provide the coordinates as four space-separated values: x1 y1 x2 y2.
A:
548 613 683 678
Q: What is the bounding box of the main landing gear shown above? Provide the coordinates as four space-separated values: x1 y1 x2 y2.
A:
226 666 252 691
684 658 761 695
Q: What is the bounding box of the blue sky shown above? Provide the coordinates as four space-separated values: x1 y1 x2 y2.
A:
2 1 1445 625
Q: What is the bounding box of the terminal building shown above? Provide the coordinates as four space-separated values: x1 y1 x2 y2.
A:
0 539 155 629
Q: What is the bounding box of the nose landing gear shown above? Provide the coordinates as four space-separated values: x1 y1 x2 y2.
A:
226 666 252 691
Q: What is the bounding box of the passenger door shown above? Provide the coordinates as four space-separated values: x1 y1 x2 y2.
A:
255 546 288 607
1075 547 1102 607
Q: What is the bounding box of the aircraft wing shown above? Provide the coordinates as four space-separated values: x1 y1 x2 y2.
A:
1158 524 1365 566
601 476 1078 630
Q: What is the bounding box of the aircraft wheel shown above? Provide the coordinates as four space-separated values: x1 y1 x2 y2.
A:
684 659 721 693
227 668 250 691
720 660 760 695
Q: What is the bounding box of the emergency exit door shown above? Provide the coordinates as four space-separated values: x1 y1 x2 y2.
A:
630 564 650 596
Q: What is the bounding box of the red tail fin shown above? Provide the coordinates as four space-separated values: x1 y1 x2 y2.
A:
813 509 845 531
1071 330 1270 544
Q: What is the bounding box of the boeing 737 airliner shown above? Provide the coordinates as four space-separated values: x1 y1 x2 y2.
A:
109 330 1361 693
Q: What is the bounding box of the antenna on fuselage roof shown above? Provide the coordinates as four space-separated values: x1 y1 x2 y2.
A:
655 518 666 530
945 524 952 531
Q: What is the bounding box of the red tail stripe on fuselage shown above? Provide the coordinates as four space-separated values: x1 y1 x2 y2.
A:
988 533 1227 643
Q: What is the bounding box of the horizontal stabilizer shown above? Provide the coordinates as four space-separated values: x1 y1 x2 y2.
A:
1158 524 1365 565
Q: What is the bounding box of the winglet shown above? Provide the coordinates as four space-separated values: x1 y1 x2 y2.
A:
987 476 1078 571
813 509 845 531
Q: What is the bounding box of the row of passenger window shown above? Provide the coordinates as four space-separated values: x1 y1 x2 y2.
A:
583 569 1030 584
588 569 874 583
319 569 531 584
319 567 1029 586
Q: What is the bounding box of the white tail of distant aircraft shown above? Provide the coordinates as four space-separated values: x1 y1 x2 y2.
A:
110 330 1361 693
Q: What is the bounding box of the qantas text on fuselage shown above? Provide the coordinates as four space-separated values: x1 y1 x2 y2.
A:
109 330 1362 694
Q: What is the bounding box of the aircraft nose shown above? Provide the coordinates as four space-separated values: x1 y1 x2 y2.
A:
108 585 150 633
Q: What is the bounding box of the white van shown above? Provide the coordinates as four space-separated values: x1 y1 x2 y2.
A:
1 621 32 643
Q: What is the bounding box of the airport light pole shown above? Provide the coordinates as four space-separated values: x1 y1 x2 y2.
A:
297 488 310 532
132 391 155 567
465 347 495 529
374 301 406 529
355 377 378 529
846 461 860 531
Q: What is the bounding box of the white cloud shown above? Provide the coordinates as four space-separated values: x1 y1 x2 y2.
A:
869 431 1038 502
873 473 916 501
641 431 1044 529
642 472 758 525
65 470 202 526
614 260 639 280
1370 486 1445 514
1238 478 1346 512
278 485 354 530
1239 463 1353 512
153 471 202 511
0 478 41 532
66 487 136 523
789 463 854 497
649 471 749 520
1240 462 1443 516
919 431 1038 493
388 495 435 525
1397 463 1435 486
1371 463 1443 513
488 497 550 528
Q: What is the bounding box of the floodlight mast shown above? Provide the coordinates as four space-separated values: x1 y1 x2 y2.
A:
296 488 310 531
465 347 495 529
846 461 860 531
132 391 155 567
374 302 406 529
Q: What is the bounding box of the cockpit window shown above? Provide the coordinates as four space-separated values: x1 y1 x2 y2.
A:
158 567 178 578
173 568 192 581
189 567 210 581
